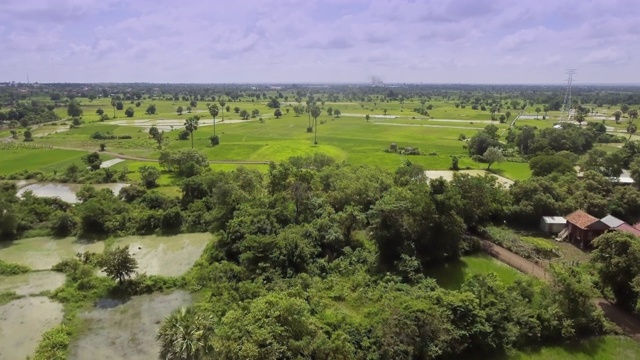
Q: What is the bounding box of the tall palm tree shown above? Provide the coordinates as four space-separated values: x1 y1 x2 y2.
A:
184 116 199 149
157 306 213 360
208 105 219 136
311 106 321 144
628 123 637 141
218 99 226 122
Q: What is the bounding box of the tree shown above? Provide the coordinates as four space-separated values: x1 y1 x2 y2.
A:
234 106 240 113
274 109 282 119
177 106 183 115
628 123 637 141
219 99 226 122
111 100 117 118
529 155 576 177
629 109 639 122
614 110 622 124
184 117 199 149
499 114 506 123
239 109 249 120
67 101 83 118
83 152 102 171
116 101 124 111
23 130 33 142
208 104 219 136
483 147 504 170
96 108 104 116
366 114 370 122
125 107 135 118
157 306 214 360
535 107 541 119
505 111 512 123
149 126 160 139
592 232 640 309
146 104 157 115
267 98 280 109
622 104 630 114
139 165 160 188
310 106 321 144
101 245 138 284
334 109 341 118
186 106 192 113
630 157 640 184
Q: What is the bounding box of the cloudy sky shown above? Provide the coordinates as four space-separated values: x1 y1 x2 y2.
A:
1 0 638 84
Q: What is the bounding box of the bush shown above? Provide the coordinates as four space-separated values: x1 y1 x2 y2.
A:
51 212 76 237
209 135 220 146
0 259 30 275
306 126 313 133
399 147 420 155
31 325 71 360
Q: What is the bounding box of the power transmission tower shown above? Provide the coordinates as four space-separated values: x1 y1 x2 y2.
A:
560 69 576 121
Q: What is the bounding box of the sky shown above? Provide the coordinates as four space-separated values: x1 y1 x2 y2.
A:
1 0 639 84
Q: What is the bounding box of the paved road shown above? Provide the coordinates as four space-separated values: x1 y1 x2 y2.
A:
481 240 640 341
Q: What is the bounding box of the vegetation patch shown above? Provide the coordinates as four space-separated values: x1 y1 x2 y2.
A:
0 258 31 275
483 226 560 261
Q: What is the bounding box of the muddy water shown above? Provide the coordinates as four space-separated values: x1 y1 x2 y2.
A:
16 182 129 203
69 291 191 360
0 297 63 360
0 271 65 296
111 233 212 276
0 236 104 270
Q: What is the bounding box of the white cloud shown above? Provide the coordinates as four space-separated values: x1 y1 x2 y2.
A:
0 0 639 83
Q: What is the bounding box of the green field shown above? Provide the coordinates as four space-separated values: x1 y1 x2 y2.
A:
509 336 640 360
425 253 525 290
0 147 90 175
4 96 541 180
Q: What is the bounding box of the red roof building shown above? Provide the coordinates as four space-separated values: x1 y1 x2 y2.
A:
564 210 609 248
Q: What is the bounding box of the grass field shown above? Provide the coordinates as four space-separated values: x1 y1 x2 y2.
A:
0 147 91 175
508 336 640 360
425 253 525 290
6 95 632 181
18 96 539 179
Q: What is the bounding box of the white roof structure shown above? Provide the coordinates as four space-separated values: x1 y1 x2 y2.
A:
600 215 625 228
542 216 566 224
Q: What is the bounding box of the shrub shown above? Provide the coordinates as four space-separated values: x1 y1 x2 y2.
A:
209 135 220 146
0 259 30 275
306 126 313 133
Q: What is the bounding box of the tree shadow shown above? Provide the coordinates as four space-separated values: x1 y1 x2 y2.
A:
424 258 469 290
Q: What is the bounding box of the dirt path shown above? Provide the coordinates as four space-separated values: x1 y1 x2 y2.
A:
481 240 640 341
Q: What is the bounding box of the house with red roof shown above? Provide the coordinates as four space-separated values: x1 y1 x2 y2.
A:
564 210 609 248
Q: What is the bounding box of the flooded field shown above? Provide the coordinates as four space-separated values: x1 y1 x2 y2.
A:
0 236 104 270
17 182 128 203
110 118 251 131
424 170 514 187
111 233 211 276
0 271 65 296
69 291 191 360
0 297 63 360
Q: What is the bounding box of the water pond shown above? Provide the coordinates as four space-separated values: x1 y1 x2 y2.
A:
0 297 63 360
0 236 104 270
69 291 191 360
16 182 128 203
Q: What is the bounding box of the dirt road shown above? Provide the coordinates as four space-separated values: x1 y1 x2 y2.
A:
481 240 640 341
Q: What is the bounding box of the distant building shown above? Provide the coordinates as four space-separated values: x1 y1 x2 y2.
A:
540 216 566 234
